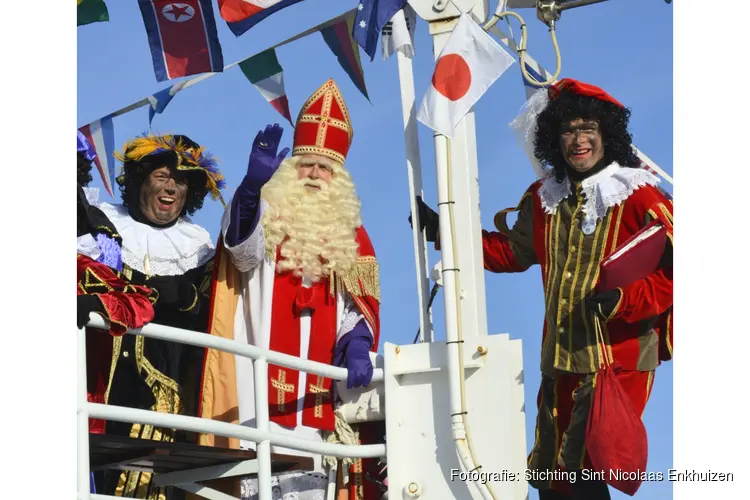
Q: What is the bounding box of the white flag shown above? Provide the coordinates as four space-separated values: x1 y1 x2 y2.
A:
381 4 417 60
417 14 515 138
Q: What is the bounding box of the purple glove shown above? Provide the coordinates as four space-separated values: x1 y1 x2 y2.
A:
334 320 374 389
227 124 290 246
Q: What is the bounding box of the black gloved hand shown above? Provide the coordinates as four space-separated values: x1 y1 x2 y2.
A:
78 294 103 328
408 196 440 243
585 289 622 320
146 275 197 311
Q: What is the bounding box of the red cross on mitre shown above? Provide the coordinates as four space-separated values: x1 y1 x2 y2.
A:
292 79 353 165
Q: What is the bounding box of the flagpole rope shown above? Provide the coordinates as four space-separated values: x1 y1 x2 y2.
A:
483 10 562 87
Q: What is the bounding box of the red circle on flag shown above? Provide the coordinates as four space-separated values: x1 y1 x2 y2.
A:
432 54 472 101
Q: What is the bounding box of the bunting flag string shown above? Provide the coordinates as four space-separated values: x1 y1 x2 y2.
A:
320 13 369 101
81 9 366 136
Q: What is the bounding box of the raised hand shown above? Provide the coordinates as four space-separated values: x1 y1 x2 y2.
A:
244 124 290 187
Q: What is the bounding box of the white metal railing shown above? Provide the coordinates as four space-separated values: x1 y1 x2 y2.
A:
78 314 386 500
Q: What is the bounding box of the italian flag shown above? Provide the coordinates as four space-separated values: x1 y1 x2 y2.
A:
239 49 293 125
77 0 109 27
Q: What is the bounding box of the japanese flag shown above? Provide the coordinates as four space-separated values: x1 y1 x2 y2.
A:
417 14 515 137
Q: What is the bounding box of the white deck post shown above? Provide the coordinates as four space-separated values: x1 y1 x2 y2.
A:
396 48 434 343
254 357 272 500
78 324 91 500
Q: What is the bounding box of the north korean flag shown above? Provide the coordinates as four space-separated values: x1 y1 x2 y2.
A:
138 1 224 82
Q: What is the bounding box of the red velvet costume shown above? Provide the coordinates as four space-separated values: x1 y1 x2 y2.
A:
484 79 673 495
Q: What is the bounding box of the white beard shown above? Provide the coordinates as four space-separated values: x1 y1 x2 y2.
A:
262 177 361 283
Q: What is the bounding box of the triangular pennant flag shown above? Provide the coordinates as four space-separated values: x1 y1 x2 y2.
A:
238 49 293 124
78 116 116 197
147 81 189 125
417 14 515 137
320 13 369 100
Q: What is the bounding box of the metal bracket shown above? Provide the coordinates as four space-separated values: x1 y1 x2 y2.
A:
536 0 610 28
536 0 561 27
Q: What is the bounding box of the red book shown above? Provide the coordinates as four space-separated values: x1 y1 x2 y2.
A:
596 219 668 292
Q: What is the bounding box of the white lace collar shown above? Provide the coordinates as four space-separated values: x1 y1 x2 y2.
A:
538 162 660 230
96 202 214 276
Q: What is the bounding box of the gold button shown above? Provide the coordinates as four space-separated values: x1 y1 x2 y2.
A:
122 351 129 358
570 246 576 252
558 327 565 334
560 299 567 306
565 272 572 279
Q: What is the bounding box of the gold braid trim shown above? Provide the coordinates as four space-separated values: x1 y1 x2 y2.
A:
333 256 380 302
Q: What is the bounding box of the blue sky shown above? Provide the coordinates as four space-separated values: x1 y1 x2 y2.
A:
77 1 673 498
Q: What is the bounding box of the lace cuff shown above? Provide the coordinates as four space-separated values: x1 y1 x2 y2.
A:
338 294 374 343
221 197 267 273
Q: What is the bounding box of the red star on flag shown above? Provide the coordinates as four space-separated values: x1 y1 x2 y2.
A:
164 3 192 22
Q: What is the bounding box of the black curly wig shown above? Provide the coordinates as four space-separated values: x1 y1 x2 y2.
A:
117 136 210 217
533 90 641 183
78 151 94 187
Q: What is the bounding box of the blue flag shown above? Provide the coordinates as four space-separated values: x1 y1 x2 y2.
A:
352 0 408 61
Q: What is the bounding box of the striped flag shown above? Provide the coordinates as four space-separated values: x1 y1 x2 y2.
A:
138 0 224 82
320 13 369 100
238 50 293 124
78 117 116 197
521 60 551 98
148 80 190 125
219 0 304 37
78 0 109 26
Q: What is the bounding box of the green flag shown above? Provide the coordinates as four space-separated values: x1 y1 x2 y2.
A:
239 50 293 125
77 0 109 27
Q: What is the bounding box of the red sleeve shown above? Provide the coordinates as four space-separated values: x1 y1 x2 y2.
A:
77 254 156 336
96 291 156 336
482 230 527 273
612 195 673 324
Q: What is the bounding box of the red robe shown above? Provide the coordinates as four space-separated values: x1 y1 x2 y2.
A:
77 254 155 433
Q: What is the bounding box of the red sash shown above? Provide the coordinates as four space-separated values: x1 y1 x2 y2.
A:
267 268 338 431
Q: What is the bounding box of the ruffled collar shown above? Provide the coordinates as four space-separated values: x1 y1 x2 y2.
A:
538 163 660 232
96 202 214 276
